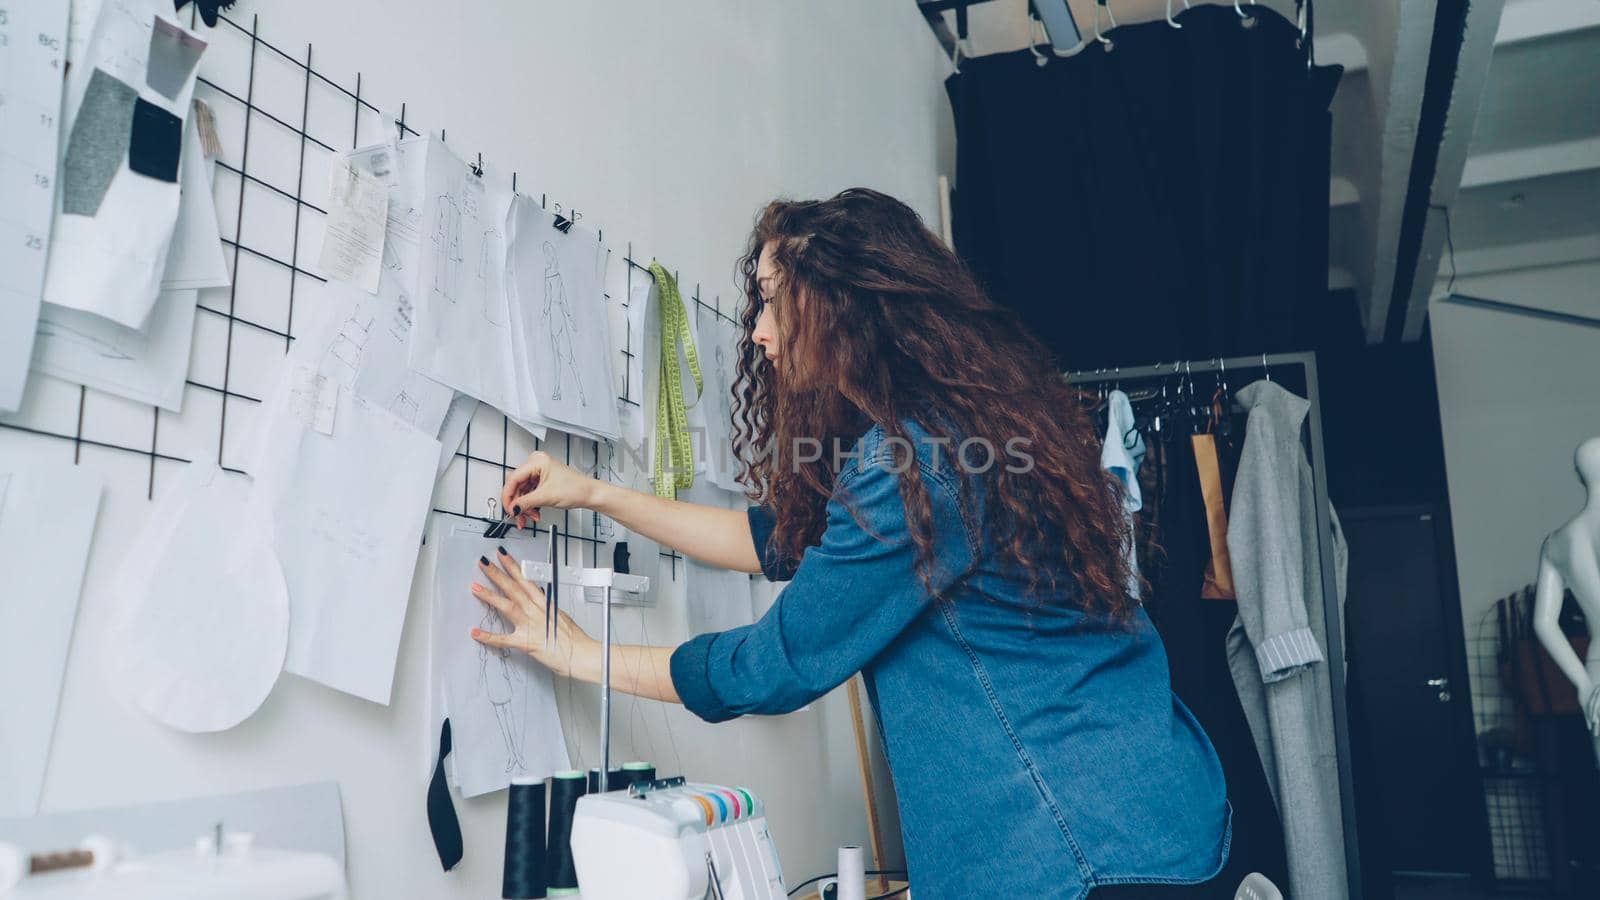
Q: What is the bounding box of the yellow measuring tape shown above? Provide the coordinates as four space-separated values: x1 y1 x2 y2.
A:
650 263 702 498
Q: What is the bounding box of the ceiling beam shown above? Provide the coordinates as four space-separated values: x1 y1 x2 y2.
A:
1458 136 1600 189
1494 0 1600 46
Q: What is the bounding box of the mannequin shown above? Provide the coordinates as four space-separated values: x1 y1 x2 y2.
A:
1533 437 1600 764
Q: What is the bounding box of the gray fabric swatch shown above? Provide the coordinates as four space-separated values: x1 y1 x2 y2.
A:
146 18 205 102
62 68 138 217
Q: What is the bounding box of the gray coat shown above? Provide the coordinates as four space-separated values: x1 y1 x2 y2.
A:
1226 380 1348 900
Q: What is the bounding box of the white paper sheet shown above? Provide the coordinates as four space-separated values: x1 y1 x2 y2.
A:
316 157 387 293
31 288 199 411
286 361 339 435
0 0 70 413
0 465 102 816
431 524 568 797
159 111 229 290
408 139 521 416
506 193 621 440
696 315 742 492
680 481 755 634
347 138 427 280
111 462 289 733
621 278 653 449
42 0 205 329
252 387 441 704
281 278 456 439
434 392 478 476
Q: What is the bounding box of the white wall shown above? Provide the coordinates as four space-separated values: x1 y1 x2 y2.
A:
1 1 954 895
1430 263 1600 696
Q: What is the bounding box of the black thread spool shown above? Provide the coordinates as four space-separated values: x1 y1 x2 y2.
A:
545 770 587 893
502 776 547 899
619 761 655 789
587 767 625 793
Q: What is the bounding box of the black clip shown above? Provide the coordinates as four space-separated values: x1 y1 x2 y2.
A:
470 152 484 178
552 212 575 234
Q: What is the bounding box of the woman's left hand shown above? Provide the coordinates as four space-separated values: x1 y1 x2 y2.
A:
470 546 598 680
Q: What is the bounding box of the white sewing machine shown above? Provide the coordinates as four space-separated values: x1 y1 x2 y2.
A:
569 778 787 900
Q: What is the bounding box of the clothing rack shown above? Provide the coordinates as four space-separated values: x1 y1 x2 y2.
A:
1067 351 1363 900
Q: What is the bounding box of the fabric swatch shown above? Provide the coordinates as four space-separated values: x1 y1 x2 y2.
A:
145 18 206 102
129 98 182 183
62 68 138 216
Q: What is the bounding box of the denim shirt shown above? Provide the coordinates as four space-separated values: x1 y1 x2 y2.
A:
670 421 1230 898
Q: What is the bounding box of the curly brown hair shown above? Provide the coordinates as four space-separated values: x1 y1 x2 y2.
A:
728 188 1138 619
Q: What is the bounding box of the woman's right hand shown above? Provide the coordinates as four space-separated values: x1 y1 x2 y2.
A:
500 450 605 529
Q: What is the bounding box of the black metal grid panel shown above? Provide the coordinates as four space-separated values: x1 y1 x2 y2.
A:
1468 600 1557 887
0 10 744 577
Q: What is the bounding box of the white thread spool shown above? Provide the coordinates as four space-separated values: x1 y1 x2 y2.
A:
817 845 865 900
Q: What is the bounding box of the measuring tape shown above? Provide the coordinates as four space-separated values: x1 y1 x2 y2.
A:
650 262 702 498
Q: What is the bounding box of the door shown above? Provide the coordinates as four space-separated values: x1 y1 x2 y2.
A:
1343 506 1486 877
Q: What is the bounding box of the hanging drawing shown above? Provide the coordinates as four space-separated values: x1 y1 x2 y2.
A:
431 522 569 797
506 192 620 441
409 137 521 417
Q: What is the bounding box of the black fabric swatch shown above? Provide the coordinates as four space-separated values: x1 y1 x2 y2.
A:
426 718 464 871
129 98 182 183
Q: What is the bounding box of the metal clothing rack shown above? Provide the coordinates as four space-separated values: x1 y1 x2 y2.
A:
0 9 744 580
1068 350 1364 900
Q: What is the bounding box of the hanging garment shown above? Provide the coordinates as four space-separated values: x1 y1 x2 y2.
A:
1101 389 1146 591
1192 433 1237 599
1143 427 1288 890
946 7 1340 369
1225 380 1349 900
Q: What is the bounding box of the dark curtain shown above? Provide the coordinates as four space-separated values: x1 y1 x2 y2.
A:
947 6 1341 370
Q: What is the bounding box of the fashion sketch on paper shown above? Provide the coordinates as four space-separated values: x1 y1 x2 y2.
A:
541 240 586 406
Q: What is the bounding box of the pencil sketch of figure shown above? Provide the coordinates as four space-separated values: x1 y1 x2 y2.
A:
541 241 586 405
592 442 622 540
479 228 507 326
431 193 463 302
479 602 529 774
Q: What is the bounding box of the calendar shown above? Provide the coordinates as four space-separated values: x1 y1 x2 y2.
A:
0 0 67 413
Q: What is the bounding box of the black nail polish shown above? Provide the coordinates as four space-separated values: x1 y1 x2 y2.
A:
497 545 508 556
479 555 490 566
512 505 521 516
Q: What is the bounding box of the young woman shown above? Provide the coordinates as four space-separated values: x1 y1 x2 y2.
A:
469 189 1231 898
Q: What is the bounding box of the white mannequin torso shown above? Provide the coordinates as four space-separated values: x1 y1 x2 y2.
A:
1533 437 1600 763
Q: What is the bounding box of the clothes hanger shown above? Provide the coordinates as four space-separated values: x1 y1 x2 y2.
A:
1166 0 1186 29
1028 14 1050 66
1235 0 1259 30
1093 0 1118 52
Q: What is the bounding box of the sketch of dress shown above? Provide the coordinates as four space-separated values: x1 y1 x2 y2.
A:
479 227 507 326
430 194 463 302
541 241 586 405
479 604 529 774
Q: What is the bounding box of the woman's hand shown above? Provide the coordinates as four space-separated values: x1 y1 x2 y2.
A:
499 450 607 530
470 545 598 680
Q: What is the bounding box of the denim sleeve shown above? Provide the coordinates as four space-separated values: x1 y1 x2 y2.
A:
672 461 973 723
745 504 799 582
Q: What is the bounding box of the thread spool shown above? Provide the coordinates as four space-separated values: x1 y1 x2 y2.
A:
502 776 546 899
545 770 586 894
619 761 655 789
587 766 625 793
836 845 866 900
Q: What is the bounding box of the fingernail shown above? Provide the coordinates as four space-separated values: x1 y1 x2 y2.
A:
512 505 521 516
471 628 481 637
497 545 509 556
471 582 483 592
479 555 490 566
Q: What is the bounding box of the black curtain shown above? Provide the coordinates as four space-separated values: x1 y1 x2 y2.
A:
948 6 1341 370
